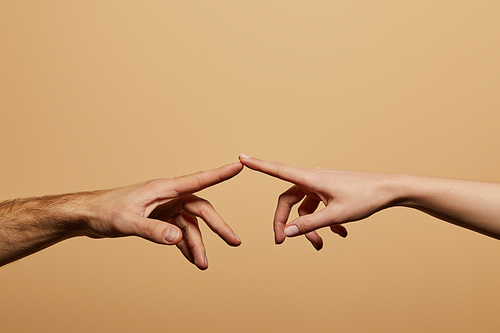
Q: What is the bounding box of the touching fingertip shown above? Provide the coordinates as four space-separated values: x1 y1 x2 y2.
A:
231 161 244 167
238 153 251 159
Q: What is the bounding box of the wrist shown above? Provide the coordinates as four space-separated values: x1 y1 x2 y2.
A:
387 173 426 208
38 192 100 238
61 191 107 238
371 173 406 209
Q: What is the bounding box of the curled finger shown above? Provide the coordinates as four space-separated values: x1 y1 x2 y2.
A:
274 186 306 244
175 238 194 265
173 211 208 270
330 224 348 238
183 195 241 247
299 196 323 250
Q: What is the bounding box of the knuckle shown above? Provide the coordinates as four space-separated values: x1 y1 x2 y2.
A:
330 213 341 224
174 218 189 231
143 220 159 239
274 164 283 178
297 207 307 216
183 213 199 227
278 192 294 204
300 216 315 233
197 197 211 207
328 207 344 224
277 193 288 202
146 178 164 186
146 178 174 196
194 172 204 188
189 242 202 254
145 178 168 190
216 168 224 182
196 199 212 216
308 170 321 180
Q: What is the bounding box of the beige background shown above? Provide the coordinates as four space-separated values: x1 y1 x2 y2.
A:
1 1 499 332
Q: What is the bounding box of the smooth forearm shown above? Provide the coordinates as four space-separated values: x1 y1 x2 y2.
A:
0 193 93 266
393 174 500 239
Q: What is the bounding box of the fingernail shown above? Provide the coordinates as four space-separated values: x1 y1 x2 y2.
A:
233 232 241 243
164 228 180 243
204 255 208 267
284 225 300 237
238 153 251 159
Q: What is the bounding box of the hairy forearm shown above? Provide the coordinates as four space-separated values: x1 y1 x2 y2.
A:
0 193 93 266
393 174 500 239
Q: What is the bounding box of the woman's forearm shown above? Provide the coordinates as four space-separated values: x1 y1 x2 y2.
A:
394 174 500 239
238 155 500 244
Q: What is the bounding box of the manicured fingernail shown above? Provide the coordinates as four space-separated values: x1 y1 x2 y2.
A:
284 225 300 237
238 153 251 159
233 232 241 243
164 228 180 243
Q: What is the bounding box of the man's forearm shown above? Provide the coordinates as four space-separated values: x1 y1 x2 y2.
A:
0 162 244 270
0 193 92 266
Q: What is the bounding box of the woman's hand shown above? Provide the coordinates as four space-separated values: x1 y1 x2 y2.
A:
239 155 399 250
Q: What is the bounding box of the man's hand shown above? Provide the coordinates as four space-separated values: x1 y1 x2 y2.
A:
82 162 243 269
0 162 243 269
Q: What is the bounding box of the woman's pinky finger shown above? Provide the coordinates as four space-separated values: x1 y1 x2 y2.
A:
330 224 348 238
305 231 323 251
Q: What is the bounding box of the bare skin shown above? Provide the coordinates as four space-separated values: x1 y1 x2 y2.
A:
0 162 243 269
239 154 500 250
3 155 498 267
